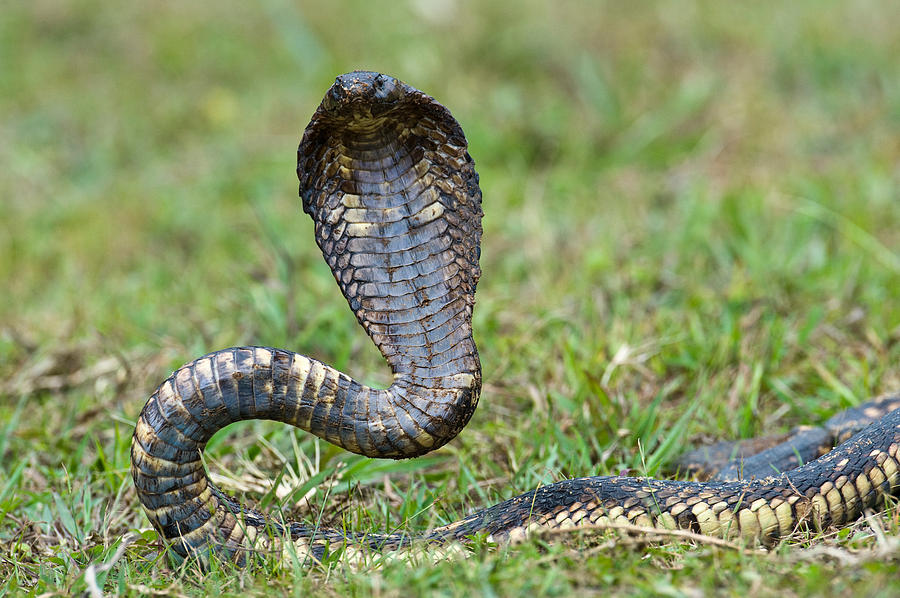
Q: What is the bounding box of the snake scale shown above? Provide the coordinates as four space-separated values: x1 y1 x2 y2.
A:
131 71 900 565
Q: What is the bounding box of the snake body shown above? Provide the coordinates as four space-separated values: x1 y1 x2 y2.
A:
131 71 900 565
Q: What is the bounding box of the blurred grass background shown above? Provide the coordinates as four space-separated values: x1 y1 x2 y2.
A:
2 0 900 595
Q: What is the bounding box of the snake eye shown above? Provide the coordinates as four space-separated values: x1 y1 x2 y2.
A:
373 74 400 102
321 92 338 112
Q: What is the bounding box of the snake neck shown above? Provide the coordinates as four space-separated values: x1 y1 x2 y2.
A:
297 72 485 456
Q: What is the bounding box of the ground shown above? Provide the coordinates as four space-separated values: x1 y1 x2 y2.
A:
2 0 900 595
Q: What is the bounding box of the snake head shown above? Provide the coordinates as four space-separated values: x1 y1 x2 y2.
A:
320 71 407 117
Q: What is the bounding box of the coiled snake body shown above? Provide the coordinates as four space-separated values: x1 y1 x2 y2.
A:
131 71 900 565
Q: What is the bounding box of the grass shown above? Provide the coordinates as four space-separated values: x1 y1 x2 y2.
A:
2 0 900 595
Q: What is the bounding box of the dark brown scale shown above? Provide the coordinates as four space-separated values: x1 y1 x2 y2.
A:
132 71 900 566
673 393 900 481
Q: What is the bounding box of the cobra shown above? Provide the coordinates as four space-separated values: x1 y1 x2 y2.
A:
131 71 900 565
